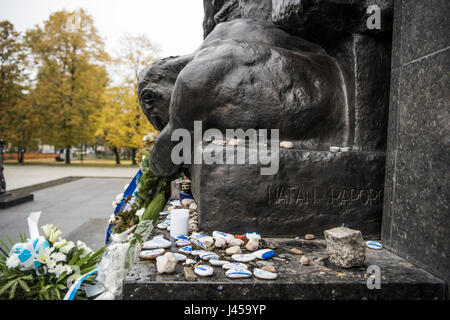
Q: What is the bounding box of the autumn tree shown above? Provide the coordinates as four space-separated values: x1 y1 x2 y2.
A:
24 9 109 163
0 20 37 161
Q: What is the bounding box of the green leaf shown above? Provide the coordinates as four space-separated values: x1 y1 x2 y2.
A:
68 249 83 265
17 279 30 292
0 279 16 296
9 281 18 300
0 239 11 254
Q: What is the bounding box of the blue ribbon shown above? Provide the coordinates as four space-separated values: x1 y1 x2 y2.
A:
63 269 99 300
105 169 142 244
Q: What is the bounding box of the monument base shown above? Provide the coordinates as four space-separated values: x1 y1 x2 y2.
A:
0 191 34 209
123 234 447 300
190 147 386 238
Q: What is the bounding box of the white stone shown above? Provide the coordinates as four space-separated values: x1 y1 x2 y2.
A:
228 238 244 247
199 251 219 261
280 141 294 149
222 262 248 270
212 139 226 145
232 254 256 262
253 268 277 280
340 146 351 152
157 222 167 230
178 246 193 255
189 203 198 211
191 250 207 256
245 238 259 251
366 240 383 250
226 268 252 279
244 232 262 240
160 210 170 216
139 249 165 260
175 239 191 247
190 238 208 250
173 253 187 262
213 231 235 242
156 252 178 274
214 237 227 249
209 259 229 266
184 258 196 265
181 198 195 208
142 237 172 249
253 249 275 260
226 246 241 256
194 265 214 277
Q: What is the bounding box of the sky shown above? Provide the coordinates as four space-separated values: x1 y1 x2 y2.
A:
0 0 205 58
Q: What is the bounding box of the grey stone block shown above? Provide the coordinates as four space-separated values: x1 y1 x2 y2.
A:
324 227 366 268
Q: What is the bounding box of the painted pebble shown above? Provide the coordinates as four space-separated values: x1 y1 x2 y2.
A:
174 235 189 240
142 237 172 249
199 252 219 261
366 240 383 250
178 246 193 255
194 265 214 277
160 210 169 216
222 262 248 270
253 249 275 260
226 268 252 279
209 259 229 266
139 249 165 260
253 268 277 280
280 141 294 149
330 146 340 153
173 253 187 262
191 250 207 256
175 239 191 247
244 232 261 240
212 231 235 242
232 254 256 262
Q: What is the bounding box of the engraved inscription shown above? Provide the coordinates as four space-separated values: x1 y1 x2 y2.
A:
267 185 317 206
330 187 383 206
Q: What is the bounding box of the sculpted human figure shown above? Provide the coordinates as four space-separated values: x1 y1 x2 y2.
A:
138 18 349 177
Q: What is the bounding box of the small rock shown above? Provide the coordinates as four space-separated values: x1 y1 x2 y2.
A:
156 252 178 274
290 248 303 255
280 141 294 149
330 146 340 153
324 227 366 268
189 203 198 211
184 266 197 281
222 262 248 269
189 223 198 232
244 232 261 240
181 198 195 208
253 249 275 260
234 234 248 245
245 238 259 251
212 139 226 145
173 253 187 262
226 246 241 255
159 210 169 216
209 259 229 266
212 231 235 242
228 238 244 247
194 265 214 277
261 265 276 273
199 251 219 261
226 268 252 279
139 249 165 260
190 238 208 250
340 146 351 152
232 254 256 262
366 240 383 250
184 258 196 265
178 246 193 255
256 260 275 268
304 234 315 240
142 237 172 249
214 237 227 249
300 256 311 266
191 250 206 256
253 268 277 280
175 239 191 247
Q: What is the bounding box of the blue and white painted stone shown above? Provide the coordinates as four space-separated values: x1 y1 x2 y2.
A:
231 254 256 262
253 268 277 280
252 249 275 260
191 249 207 256
160 210 170 216
244 232 261 240
366 240 383 250
209 259 229 266
175 239 191 247
174 235 189 240
142 237 172 249
184 258 196 265
178 246 193 255
222 262 248 270
190 238 208 250
139 249 165 260
194 265 214 277
170 200 181 206
225 268 252 279
212 231 235 242
173 253 187 262
199 251 219 261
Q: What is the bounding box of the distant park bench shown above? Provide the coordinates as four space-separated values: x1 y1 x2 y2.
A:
3 153 59 161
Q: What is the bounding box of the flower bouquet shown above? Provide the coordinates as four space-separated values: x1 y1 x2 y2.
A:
0 211 105 300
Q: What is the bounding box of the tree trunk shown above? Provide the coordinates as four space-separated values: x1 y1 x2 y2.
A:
65 147 71 164
131 148 137 165
113 147 120 165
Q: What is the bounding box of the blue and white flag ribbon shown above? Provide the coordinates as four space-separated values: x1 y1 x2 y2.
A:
105 169 142 244
63 269 99 300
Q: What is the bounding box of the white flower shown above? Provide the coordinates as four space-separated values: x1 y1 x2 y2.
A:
41 224 62 243
115 193 123 203
77 240 92 258
109 214 116 224
36 246 55 264
59 241 74 254
6 254 21 269
54 239 68 249
112 201 117 208
49 252 66 262
123 203 132 213
135 208 145 220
